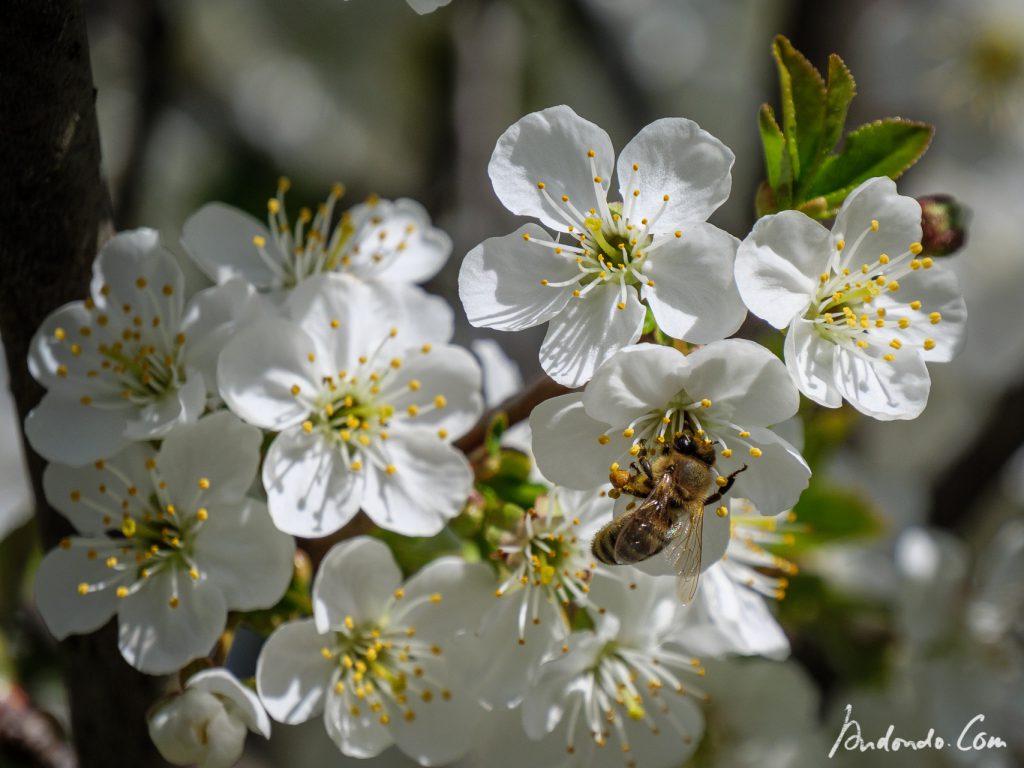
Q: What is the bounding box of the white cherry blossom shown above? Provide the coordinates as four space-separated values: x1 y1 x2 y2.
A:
24 230 261 465
33 411 295 674
530 340 810 516
183 181 451 296
460 105 746 387
148 668 271 768
735 176 967 420
256 537 493 765
520 573 706 767
217 274 481 537
473 486 614 710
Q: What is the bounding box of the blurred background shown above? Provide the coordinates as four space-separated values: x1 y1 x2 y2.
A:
2 0 1022 765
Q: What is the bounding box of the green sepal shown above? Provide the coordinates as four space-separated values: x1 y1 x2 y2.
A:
806 118 934 215
484 412 509 459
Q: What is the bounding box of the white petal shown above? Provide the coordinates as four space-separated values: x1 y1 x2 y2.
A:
715 427 809 516
877 265 966 363
157 411 261 506
833 177 922 271
621 690 704 767
382 346 483 439
681 338 800 427
363 281 455 347
25 393 130 466
644 223 746 342
117 569 228 674
582 344 686 425
193 499 294 611
539 282 645 388
347 198 451 284
257 619 333 725
28 302 100 392
187 668 272 738
360 430 472 536
182 203 278 288
472 598 562 709
393 558 495 640
735 211 828 329
90 230 184 323
617 117 734 228
784 319 842 407
263 428 363 537
42 442 154 534
389 675 483 766
405 0 451 13
323 688 393 758
218 319 319 431
529 394 619 489
459 225 577 332
312 537 402 633
34 545 119 639
471 338 524 407
695 564 790 659
833 345 930 420
489 105 614 231
120 383 191 442
521 633 603 738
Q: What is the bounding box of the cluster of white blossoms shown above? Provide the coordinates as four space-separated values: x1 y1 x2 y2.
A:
23 101 966 768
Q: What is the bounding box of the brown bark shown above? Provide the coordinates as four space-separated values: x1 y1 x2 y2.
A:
0 2 169 766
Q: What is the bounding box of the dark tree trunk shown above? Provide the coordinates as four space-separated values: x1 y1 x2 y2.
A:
0 3 169 766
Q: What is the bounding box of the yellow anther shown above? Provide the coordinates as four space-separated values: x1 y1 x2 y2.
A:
407 404 419 417
910 300 922 310
715 476 728 487
921 257 934 269
429 593 443 604
929 312 941 324
437 428 448 439
421 343 432 353
738 430 750 438
622 427 635 438
890 339 903 350
836 239 845 251
910 259 922 270
522 233 530 241
871 219 879 231
700 398 712 408
749 446 763 457
662 194 670 202
302 420 313 433
594 176 603 183
909 242 923 255
856 340 869 349
888 281 900 292
898 318 910 329
537 182 546 189
189 567 200 581
290 384 301 396
540 279 549 286
386 464 397 475
629 444 641 456
597 435 610 445
434 395 447 409
721 448 733 458
923 338 936 351
716 505 729 518
350 460 363 471
819 273 829 283
587 149 596 158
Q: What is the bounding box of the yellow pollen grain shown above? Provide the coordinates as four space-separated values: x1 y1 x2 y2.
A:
879 253 890 265
856 340 869 349
836 239 845 251
890 339 903 350
291 384 301 396
434 395 447 409
536 182 546 189
407 404 419 417
716 505 729 518
738 430 750 438
598 435 610 445
721 448 733 458
910 259 922 270
429 593 443 604
749 447 763 458
909 242 923 255
910 300 922 310
117 586 129 599
386 464 397 475
929 312 942 324
715 476 728 487
198 477 210 490
629 444 641 456
351 460 363 471
622 427 635 438
421 343 432 353
700 398 712 408
922 257 934 269
662 194 670 202
437 428 448 439
587 149 596 158
898 318 910 329
923 338 936 351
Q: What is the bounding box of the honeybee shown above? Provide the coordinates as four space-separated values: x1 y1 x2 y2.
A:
591 432 747 603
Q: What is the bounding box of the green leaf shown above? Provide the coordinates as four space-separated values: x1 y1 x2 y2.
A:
758 103 788 191
807 118 934 212
772 35 827 183
822 53 856 158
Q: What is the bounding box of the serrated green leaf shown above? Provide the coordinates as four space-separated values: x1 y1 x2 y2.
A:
758 103 787 191
807 118 934 209
772 35 827 183
822 53 856 156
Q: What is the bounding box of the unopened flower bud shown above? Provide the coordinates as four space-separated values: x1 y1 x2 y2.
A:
918 194 968 257
148 669 269 768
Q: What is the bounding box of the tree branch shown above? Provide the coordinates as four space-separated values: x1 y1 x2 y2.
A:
454 374 570 455
0 2 169 765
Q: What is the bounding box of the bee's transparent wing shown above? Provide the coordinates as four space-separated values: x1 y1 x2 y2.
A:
663 506 704 604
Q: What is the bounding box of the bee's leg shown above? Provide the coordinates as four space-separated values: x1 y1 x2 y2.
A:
639 456 655 482
703 464 748 505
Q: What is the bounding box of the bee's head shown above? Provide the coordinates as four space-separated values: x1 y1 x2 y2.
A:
674 432 716 464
